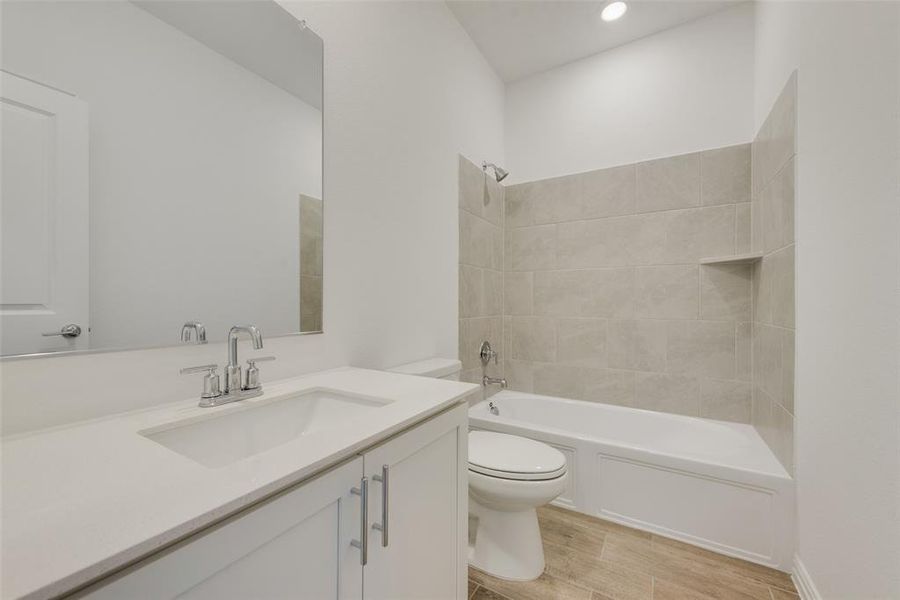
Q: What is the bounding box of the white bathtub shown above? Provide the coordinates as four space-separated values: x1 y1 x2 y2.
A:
469 390 794 571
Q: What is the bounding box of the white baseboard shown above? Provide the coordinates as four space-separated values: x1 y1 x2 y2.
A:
793 555 822 600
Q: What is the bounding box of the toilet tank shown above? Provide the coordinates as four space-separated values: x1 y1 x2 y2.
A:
387 358 462 381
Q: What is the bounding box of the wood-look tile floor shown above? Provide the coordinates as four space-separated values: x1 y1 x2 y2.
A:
468 505 799 600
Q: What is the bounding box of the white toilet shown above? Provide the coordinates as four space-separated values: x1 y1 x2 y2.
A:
468 431 567 580
387 358 568 582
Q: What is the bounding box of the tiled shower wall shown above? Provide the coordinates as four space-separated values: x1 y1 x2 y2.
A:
458 156 505 387
502 145 755 422
751 73 796 472
300 194 323 331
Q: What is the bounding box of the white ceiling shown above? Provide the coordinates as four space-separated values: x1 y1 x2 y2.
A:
446 0 743 82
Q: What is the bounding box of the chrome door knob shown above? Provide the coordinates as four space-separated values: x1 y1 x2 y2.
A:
42 324 82 338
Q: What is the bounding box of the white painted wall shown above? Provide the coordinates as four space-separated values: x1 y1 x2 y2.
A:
504 3 755 183
0 0 504 435
754 2 900 597
1 0 322 349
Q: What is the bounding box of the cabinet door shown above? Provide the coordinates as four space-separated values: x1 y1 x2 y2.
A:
363 405 468 600
79 457 365 600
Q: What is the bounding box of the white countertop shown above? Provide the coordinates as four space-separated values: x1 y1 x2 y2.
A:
1 367 477 600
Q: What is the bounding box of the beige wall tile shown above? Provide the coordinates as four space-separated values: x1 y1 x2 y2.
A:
300 275 322 310
665 205 735 263
750 190 763 254
608 320 667 372
490 225 503 271
700 264 751 320
459 264 483 318
459 317 502 371
632 321 668 372
749 76 795 471
300 274 323 332
634 265 699 319
530 175 582 224
762 159 795 253
771 403 794 471
505 184 533 228
753 323 783 405
607 320 634 370
581 164 636 219
735 321 752 382
751 385 774 443
761 72 796 186
626 213 670 265
507 225 556 271
534 269 634 318
667 320 735 379
636 153 700 213
504 359 534 393
533 363 584 399
483 269 503 316
735 203 751 254
482 137 796 434
700 379 751 423
556 219 621 268
509 317 557 362
460 209 496 268
557 318 607 367
484 176 504 227
752 255 773 325
299 195 323 239
557 214 667 268
700 144 751 206
300 234 323 277
633 372 701 416
504 271 533 315
582 368 634 406
770 245 795 328
458 154 484 216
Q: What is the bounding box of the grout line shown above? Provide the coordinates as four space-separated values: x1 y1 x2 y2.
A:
505 200 750 229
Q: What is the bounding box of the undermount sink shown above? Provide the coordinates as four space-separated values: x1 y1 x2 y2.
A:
140 388 392 468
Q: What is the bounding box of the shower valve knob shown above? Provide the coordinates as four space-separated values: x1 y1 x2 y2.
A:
479 340 498 366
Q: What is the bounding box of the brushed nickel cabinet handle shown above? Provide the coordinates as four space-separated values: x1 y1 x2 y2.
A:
350 477 368 565
372 465 389 547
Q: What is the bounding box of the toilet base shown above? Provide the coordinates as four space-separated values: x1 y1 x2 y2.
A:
468 497 545 581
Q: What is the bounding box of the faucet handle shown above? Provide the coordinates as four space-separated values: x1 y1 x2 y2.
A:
180 363 217 375
180 364 222 400
479 341 498 366
244 356 276 391
246 356 276 367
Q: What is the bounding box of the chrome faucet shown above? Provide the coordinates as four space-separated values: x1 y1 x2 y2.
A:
181 324 276 408
226 325 263 394
482 375 508 389
180 321 207 344
479 341 507 389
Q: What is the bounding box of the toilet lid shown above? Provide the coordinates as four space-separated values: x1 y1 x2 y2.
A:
468 431 567 481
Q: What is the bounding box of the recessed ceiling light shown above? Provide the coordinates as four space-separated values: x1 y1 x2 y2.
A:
601 1 628 22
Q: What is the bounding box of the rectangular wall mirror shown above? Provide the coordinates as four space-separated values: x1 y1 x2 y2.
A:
0 0 324 357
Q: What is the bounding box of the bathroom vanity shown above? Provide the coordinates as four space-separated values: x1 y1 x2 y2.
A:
1 368 477 599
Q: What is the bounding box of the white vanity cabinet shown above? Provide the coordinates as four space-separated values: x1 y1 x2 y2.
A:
363 405 468 600
75 404 468 600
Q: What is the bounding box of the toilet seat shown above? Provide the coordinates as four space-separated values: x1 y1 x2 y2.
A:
468 431 567 482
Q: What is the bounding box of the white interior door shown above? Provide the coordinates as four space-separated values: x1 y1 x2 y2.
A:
1 71 89 355
363 405 468 600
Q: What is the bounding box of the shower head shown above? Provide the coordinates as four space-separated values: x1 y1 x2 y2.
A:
482 161 509 182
